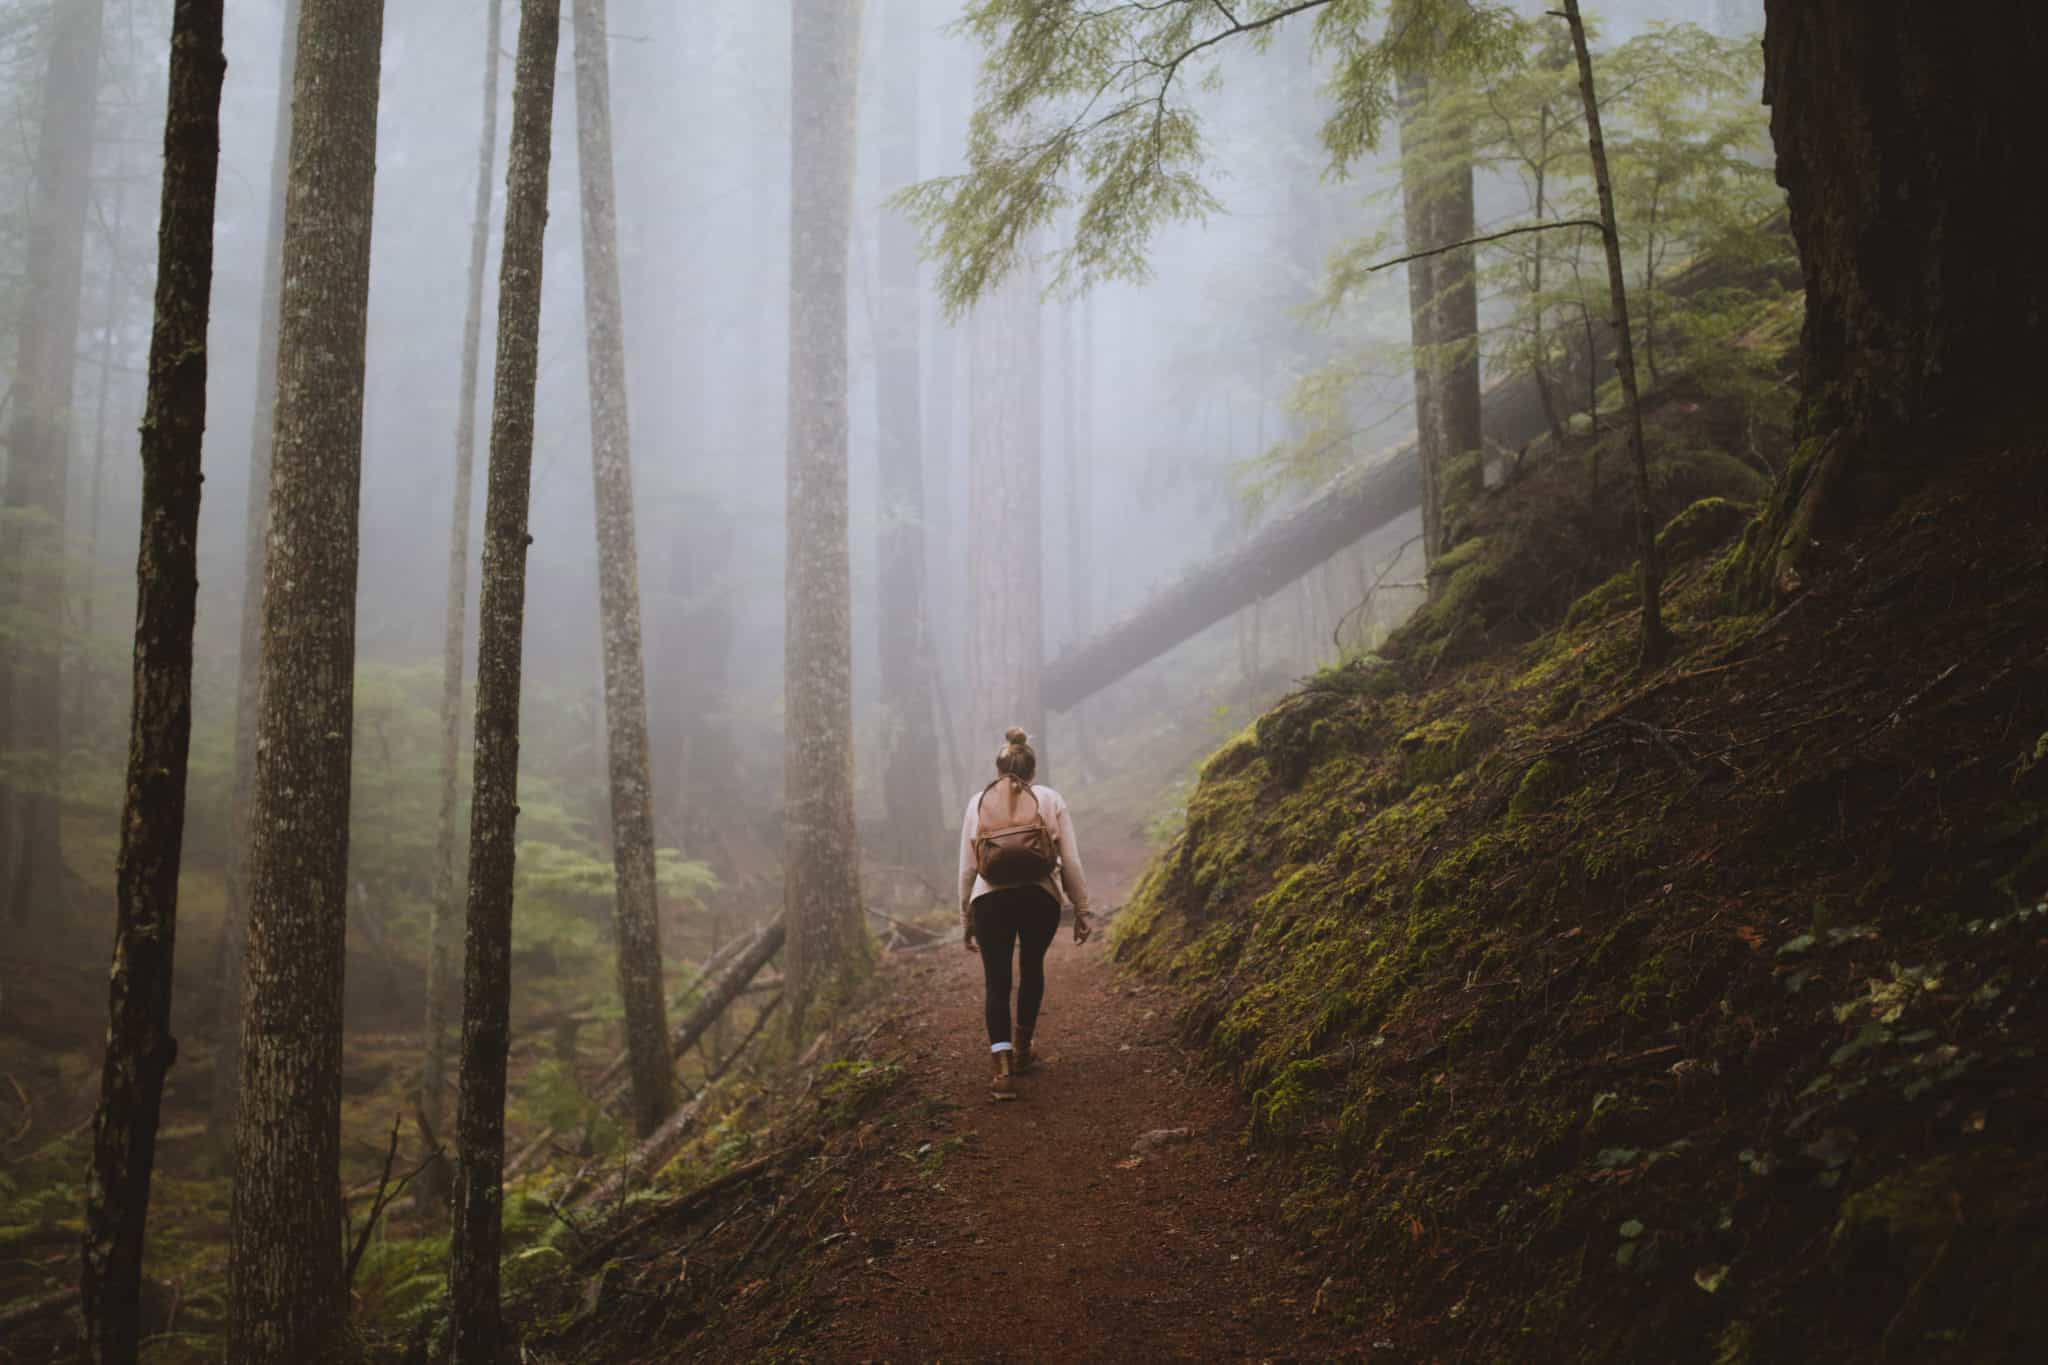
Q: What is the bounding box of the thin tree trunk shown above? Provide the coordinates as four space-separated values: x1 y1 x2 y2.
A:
83 179 129 688
572 0 677 1140
967 232 1044 765
425 0 504 1206
226 1 386 1358
80 5 226 1357
1394 13 1484 578
1529 101 1567 449
1643 178 1661 385
211 0 299 1161
1395 68 1444 570
1561 0 1666 669
876 0 944 871
449 2 562 1356
0 0 106 922
785 0 868 1034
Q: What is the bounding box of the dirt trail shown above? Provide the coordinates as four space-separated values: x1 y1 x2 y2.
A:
787 933 1351 1363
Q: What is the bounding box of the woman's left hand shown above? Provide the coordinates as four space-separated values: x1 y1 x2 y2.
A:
1072 910 1092 946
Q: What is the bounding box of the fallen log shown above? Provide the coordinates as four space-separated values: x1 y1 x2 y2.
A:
593 916 786 1097
1042 242 1794 712
572 997 782 1210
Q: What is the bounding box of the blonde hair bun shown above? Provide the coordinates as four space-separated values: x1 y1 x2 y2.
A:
1004 727 1030 746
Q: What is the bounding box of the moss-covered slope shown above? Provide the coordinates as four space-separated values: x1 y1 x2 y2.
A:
1114 407 2048 1362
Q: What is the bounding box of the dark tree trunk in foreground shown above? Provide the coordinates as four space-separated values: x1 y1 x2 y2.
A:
227 2 386 1358
212 0 300 1164
785 0 868 1033
81 5 226 1357
876 0 945 870
425 0 504 1206
1394 2 1484 579
573 0 677 1140
450 2 562 1356
1561 0 1666 669
1737 0 2048 600
0 0 105 921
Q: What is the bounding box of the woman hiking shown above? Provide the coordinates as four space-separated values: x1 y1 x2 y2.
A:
958 728 1093 1100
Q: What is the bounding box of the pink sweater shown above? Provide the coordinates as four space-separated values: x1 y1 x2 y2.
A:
956 783 1093 925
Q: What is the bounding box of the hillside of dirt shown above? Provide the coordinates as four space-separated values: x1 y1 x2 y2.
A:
1108 398 2048 1361
473 359 2032 1364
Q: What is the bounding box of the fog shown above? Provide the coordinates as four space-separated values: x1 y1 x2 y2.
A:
5 0 1766 893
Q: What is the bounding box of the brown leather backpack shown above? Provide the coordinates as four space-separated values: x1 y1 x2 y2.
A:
973 775 1058 885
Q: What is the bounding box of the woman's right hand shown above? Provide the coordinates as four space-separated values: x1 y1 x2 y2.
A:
963 924 979 953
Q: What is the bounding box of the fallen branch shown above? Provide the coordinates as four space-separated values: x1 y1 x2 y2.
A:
1364 217 1609 273
864 905 941 944
572 1096 703 1210
0 1287 76 1333
592 915 786 1097
571 1149 790 1269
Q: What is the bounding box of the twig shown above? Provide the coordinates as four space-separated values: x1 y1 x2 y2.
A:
343 1116 438 1288
1366 219 1609 274
863 905 941 943
709 993 783 1085
571 1149 794 1269
3 1071 30 1146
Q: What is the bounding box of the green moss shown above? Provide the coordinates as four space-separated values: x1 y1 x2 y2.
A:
1828 1162 1957 1282
1563 569 1638 631
1655 496 1756 567
1509 756 1575 819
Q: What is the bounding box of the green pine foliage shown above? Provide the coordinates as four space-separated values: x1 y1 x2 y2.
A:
1261 17 1793 505
902 0 1522 309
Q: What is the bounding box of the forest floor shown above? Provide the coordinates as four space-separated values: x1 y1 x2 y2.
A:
511 829 1371 1364
772 936 1350 1364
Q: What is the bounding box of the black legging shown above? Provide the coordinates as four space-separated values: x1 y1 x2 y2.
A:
973 886 1062 1046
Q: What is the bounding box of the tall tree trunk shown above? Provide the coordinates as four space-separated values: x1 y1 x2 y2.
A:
211 0 300 1161
1561 0 1666 670
1393 1 1483 581
784 0 868 1033
925 319 973 809
572 0 677 1140
80 4 225 1357
967 233 1044 766
83 173 129 691
424 0 504 1206
1736 0 2048 601
449 2 562 1356
1529 99 1568 449
0 0 106 922
876 0 944 871
226 1 386 1358
1395 69 1445 568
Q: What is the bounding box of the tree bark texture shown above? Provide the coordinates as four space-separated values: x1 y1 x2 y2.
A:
450 2 561 1357
1394 14 1484 577
785 0 868 1033
425 0 505 1201
1739 0 2048 597
0 0 105 922
968 236 1044 762
81 6 225 1358
573 0 677 1141
227 2 386 1360
1562 0 1666 669
212 0 301 1163
875 0 946 870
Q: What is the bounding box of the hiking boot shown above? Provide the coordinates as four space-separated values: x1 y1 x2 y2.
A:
990 1050 1018 1101
1013 1026 1035 1075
